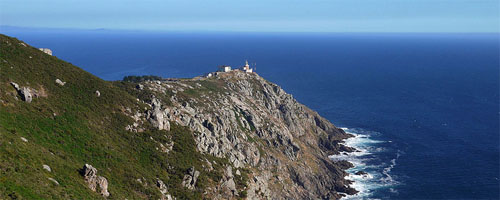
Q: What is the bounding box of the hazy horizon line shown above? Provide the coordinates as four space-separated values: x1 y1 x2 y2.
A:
1 25 499 34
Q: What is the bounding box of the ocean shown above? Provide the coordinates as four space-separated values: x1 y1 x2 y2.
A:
3 29 499 199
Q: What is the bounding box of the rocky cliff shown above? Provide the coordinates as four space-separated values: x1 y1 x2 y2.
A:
120 71 357 199
0 34 355 199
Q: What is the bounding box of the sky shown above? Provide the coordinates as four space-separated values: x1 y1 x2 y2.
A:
0 0 498 32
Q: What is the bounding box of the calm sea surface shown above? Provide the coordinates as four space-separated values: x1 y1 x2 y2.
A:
3 29 499 199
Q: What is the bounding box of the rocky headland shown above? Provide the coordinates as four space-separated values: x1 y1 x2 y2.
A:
0 34 356 199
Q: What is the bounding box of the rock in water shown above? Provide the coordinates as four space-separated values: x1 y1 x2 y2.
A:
355 171 368 175
80 164 110 197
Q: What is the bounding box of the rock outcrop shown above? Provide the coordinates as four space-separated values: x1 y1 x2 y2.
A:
38 48 52 56
80 164 110 198
124 70 356 199
220 166 238 196
156 179 173 200
10 82 33 103
181 166 200 190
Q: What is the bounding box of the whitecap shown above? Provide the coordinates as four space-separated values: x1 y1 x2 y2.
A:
332 127 400 199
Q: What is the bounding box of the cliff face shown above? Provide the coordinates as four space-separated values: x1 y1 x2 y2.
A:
123 71 356 199
0 34 355 199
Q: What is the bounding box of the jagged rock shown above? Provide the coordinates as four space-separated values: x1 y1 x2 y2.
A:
95 90 101 97
80 164 110 197
130 70 353 199
181 167 200 190
10 82 42 103
156 179 168 195
55 79 65 86
355 171 368 175
15 87 33 103
43 164 51 172
146 98 170 131
10 82 19 90
221 166 238 196
222 178 237 196
136 84 144 90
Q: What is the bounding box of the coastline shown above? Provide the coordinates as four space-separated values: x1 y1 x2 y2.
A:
330 127 399 199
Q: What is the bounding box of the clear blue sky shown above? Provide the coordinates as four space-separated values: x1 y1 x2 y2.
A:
0 0 498 32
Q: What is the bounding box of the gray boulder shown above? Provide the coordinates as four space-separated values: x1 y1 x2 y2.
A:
181 167 200 190
20 87 32 103
80 164 110 197
10 83 32 103
55 79 65 86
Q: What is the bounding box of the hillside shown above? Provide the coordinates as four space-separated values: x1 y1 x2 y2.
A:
0 34 356 199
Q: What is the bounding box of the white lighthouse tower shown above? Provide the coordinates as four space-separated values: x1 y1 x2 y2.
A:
242 60 253 73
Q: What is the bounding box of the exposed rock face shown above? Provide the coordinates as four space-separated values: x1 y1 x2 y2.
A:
146 98 170 131
19 87 32 102
38 48 52 55
220 166 237 196
126 70 355 199
156 179 173 200
11 82 34 103
10 82 47 103
181 166 200 190
80 164 110 197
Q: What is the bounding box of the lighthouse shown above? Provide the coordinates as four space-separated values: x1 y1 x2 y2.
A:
242 60 253 73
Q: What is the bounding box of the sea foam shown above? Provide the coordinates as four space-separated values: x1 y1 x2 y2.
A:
330 128 400 199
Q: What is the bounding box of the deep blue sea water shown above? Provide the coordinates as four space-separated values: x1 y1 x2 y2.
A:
3 29 499 199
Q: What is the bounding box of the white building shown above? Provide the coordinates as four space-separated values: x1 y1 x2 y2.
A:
242 60 253 73
218 65 231 72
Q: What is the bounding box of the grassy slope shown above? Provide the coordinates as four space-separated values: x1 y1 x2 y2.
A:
0 34 227 199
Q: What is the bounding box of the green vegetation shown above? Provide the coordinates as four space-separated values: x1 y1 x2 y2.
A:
234 168 250 198
122 75 163 83
0 34 228 199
